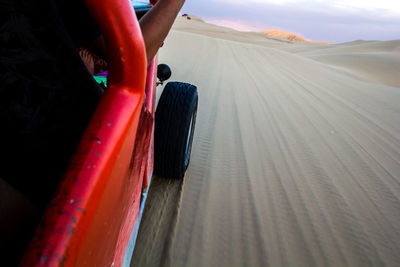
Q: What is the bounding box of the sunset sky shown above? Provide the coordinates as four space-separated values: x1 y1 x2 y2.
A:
180 0 400 43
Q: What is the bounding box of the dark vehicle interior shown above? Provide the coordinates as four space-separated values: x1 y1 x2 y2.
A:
0 0 151 264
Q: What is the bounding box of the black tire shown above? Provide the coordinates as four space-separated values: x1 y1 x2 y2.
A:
154 82 198 179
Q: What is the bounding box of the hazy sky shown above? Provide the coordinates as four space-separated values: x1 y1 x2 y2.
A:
180 0 400 43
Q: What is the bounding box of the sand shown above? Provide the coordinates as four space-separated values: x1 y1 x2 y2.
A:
131 17 400 267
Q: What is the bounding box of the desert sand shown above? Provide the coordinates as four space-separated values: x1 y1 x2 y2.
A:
131 17 400 267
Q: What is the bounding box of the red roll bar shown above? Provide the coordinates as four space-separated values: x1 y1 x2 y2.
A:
20 0 149 266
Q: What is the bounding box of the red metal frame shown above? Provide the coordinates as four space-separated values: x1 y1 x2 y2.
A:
20 0 157 266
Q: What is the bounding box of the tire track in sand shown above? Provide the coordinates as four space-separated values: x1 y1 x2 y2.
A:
132 27 400 267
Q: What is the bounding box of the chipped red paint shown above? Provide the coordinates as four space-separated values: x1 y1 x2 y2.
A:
146 57 158 115
20 0 157 266
143 57 158 189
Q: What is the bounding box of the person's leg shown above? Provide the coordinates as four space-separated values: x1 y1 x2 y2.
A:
0 0 103 208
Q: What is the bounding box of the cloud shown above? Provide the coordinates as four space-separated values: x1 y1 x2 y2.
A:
182 0 400 42
205 19 259 32
214 0 400 15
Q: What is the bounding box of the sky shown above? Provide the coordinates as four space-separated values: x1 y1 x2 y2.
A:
180 0 400 43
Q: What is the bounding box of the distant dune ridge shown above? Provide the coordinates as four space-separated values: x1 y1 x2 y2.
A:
133 15 400 267
263 29 332 44
263 29 307 42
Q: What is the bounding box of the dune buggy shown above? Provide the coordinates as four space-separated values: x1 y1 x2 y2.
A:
0 0 197 266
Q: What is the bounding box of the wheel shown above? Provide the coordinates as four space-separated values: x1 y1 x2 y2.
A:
154 82 198 179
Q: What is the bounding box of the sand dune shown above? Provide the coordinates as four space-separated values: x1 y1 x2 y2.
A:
279 40 400 87
262 29 308 42
131 17 400 267
262 29 332 45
